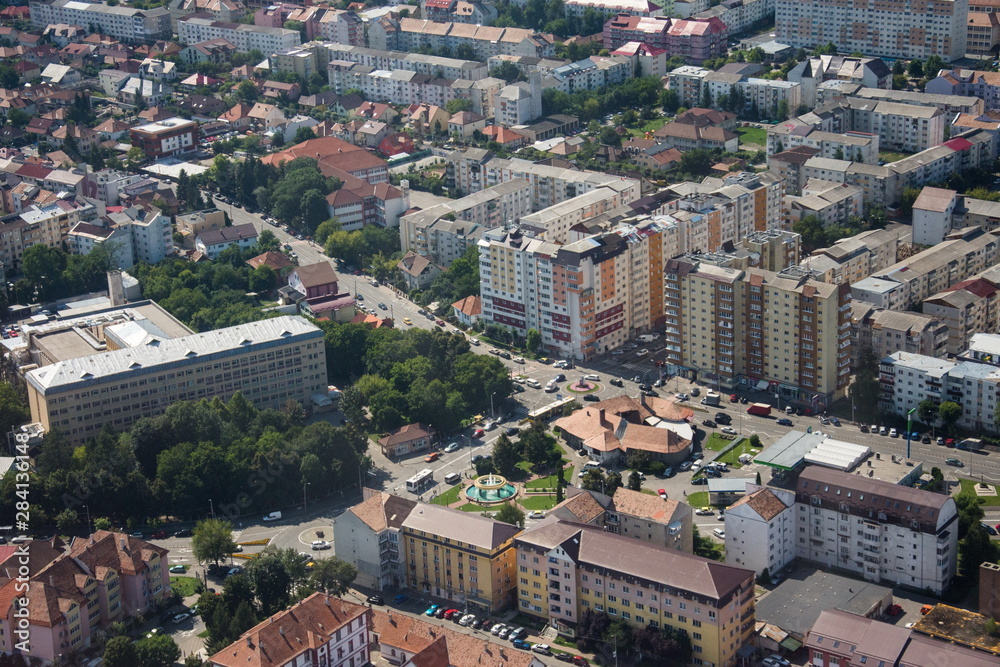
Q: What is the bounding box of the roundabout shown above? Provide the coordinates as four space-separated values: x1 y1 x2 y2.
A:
564 379 601 394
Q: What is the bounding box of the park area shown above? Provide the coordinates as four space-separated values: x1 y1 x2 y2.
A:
736 126 767 147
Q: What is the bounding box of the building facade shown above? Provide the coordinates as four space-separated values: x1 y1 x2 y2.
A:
30 0 171 42
333 491 416 591
129 117 198 159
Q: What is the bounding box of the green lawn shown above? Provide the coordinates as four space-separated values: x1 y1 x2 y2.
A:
687 491 709 508
715 438 755 468
526 467 569 489
879 151 908 163
627 117 668 137
431 485 463 506
959 479 1000 506
457 503 492 512
737 126 767 147
704 433 737 451
520 495 559 510
170 576 203 598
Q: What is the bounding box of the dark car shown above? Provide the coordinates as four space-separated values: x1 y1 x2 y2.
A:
643 389 659 397
702 419 716 428
638 383 652 391
435 607 447 618
472 618 485 629
554 373 566 382
151 530 168 539
512 639 531 650
691 476 708 485
366 595 384 605
610 378 624 387
555 654 574 663
583 394 600 402
505 427 520 436
945 458 963 467
715 413 732 425
776 418 793 426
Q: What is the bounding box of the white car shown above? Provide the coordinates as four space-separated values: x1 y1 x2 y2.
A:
531 644 552 655
713 528 726 539
889 428 898 437
675 393 689 401
721 426 737 435
527 511 545 519
443 442 460 453
514 357 526 364
172 613 191 624
459 614 475 626
512 376 526 384
636 349 649 357
584 374 600 381
526 379 541 388
611 349 624 355
311 540 331 550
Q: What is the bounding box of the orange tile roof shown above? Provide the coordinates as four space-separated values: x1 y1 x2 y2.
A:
611 487 684 523
728 487 790 520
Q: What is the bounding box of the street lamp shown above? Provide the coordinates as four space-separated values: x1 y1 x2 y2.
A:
82 504 91 534
209 498 215 520
490 392 497 421
303 482 311 513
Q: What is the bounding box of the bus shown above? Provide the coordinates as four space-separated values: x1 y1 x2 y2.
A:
523 397 577 424
405 468 434 493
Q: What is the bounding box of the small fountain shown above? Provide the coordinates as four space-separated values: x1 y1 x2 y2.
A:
465 474 517 505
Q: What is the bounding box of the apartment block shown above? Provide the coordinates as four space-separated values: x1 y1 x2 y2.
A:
818 83 984 116
178 17 301 53
29 0 171 42
668 171 785 249
209 594 370 667
852 227 1000 310
67 222 134 269
320 43 489 81
663 258 852 405
556 0 665 16
913 186 1000 245
739 230 801 272
494 75 545 125
447 151 642 211
25 315 327 444
850 303 948 367
774 0 968 61
399 179 530 261
333 491 417 591
666 65 710 107
371 18 555 60
478 220 667 359
0 531 171 663
845 99 945 153
519 185 638 244
603 14 671 50
546 56 634 94
879 348 1000 433
691 0 773 36
795 466 957 594
768 128 878 164
514 521 756 666
923 265 1000 354
401 503 521 614
927 68 1000 109
787 56 892 108
785 179 863 228
723 486 796 576
737 78 802 120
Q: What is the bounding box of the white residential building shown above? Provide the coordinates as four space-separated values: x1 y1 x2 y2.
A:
737 78 802 119
332 491 416 591
793 466 958 595
195 223 258 259
724 486 796 576
30 0 171 42
178 17 300 53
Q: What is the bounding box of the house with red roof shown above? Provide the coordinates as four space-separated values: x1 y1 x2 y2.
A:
483 124 527 148
397 250 442 289
451 294 482 326
378 132 416 157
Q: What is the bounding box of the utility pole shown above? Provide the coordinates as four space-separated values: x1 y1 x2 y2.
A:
906 407 915 459
209 498 215 520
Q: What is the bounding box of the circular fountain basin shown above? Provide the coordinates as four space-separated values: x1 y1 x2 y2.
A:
465 474 517 504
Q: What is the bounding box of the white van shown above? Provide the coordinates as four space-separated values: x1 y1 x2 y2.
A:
444 472 461 484
263 511 282 522
639 333 660 342
583 461 601 471
584 374 600 381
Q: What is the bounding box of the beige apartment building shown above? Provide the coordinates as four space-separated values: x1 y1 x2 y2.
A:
515 521 756 667
664 257 851 406
25 315 326 444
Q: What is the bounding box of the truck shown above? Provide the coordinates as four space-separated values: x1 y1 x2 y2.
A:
701 392 721 406
746 403 772 417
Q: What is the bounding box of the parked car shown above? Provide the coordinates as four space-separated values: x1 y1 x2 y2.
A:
459 614 476 626
505 427 520 436
169 565 186 574
367 595 384 605
889 428 898 437
151 530 167 539
721 426 737 435
172 613 191 624
311 540 331 550
532 644 552 655
695 507 714 515
702 419 716 428
394 595 409 604
713 528 725 539
528 511 545 519
636 349 649 357
174 529 192 538
444 442 460 453
762 656 791 667
472 428 485 438
691 476 708 485
512 639 531 650
425 605 441 617
920 604 933 615
491 623 507 636
886 604 903 616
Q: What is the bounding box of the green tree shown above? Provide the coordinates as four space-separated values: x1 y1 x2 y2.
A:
491 434 521 476
490 61 521 83
918 399 938 427
850 348 882 423
246 551 292 615
792 214 827 253
627 470 641 491
315 218 341 245
679 149 712 176
55 508 79 532
907 59 924 78
660 88 680 113
236 79 259 104
104 636 139 667
293 126 316 144
446 98 472 114
745 46 765 63
309 557 357 595
598 126 621 146
494 502 525 528
604 619 634 655
900 186 922 216
94 517 112 531
526 328 542 353
136 634 181 667
520 421 555 465
191 518 237 566
7 108 30 129
938 401 961 432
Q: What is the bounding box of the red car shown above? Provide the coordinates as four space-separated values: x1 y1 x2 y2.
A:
444 609 460 619
435 319 446 326
425 452 440 463
886 604 903 616
945 439 956 448
151 531 168 540
472 428 485 438
729 394 738 403
658 489 667 499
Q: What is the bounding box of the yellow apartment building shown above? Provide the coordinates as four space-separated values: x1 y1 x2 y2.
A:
401 504 521 614
515 521 755 667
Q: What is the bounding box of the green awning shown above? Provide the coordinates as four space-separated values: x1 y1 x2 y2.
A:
780 637 803 652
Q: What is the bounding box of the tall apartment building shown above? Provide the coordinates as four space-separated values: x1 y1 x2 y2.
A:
479 220 667 359
669 171 785 249
401 504 521 615
514 521 756 667
333 491 417 591
519 185 637 243
371 18 555 60
774 0 968 61
794 466 958 594
787 56 892 108
691 0 773 36
178 17 301 53
602 14 671 50
723 486 797 576
740 229 801 272
25 315 327 444
663 258 852 405
845 99 945 153
785 179 863 229
30 0 171 42
818 84 984 116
